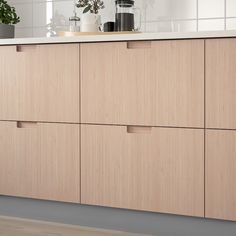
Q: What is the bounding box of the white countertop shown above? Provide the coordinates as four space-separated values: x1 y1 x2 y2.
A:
1 30 236 45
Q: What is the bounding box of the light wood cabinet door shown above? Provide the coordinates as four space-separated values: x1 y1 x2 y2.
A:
206 130 236 221
0 121 80 203
81 125 204 217
81 40 204 128
0 44 80 123
206 38 236 129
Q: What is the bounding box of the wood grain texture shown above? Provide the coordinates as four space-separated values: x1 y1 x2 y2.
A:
0 216 144 236
0 44 80 123
206 130 236 221
81 125 204 217
206 38 236 129
0 121 80 203
81 40 204 128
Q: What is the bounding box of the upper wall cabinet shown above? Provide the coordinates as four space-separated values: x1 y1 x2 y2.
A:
0 44 80 123
206 38 236 129
81 40 204 128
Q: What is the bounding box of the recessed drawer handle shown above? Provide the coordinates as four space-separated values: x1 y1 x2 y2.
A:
127 41 151 49
17 121 38 128
16 45 37 52
127 126 152 134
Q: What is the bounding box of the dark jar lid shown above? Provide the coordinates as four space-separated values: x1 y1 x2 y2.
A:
115 0 134 6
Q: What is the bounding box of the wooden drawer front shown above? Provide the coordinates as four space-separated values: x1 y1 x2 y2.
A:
0 44 80 123
81 125 204 217
81 40 204 128
0 121 80 203
206 39 236 129
206 130 236 221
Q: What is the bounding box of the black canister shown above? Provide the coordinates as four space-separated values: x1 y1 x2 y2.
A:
103 22 115 32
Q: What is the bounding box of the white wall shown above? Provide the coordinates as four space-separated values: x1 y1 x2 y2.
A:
7 0 236 38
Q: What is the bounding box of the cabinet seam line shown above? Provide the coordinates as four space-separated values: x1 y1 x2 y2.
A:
204 39 206 218
79 43 82 204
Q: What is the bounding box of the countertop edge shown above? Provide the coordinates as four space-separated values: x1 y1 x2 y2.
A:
1 30 236 45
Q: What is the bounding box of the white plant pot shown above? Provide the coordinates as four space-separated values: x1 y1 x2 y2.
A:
81 14 101 32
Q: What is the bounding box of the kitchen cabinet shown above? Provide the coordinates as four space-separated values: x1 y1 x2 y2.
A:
0 37 236 221
206 130 236 221
0 44 80 123
81 40 204 128
81 124 204 217
206 38 236 129
0 121 80 203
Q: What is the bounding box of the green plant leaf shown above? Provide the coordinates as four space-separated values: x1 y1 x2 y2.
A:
0 0 20 25
83 5 91 13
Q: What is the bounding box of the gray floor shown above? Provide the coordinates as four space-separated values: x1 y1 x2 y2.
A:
0 196 236 236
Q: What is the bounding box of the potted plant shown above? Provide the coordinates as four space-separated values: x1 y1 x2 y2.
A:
77 0 105 32
0 0 20 38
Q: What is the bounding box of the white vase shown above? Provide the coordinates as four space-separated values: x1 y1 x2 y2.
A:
81 14 101 32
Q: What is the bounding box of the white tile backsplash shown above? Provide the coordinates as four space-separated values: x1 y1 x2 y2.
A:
172 20 197 32
33 27 49 37
226 0 236 17
198 0 225 18
170 0 197 20
12 2 33 28
144 0 172 22
8 0 32 3
198 19 225 31
15 27 33 38
53 0 74 26
226 18 236 30
10 0 236 38
33 2 48 27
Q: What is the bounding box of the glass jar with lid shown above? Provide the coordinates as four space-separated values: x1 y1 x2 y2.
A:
69 13 80 32
115 0 141 32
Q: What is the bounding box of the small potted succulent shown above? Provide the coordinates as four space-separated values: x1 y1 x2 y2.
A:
0 0 20 38
77 0 105 32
